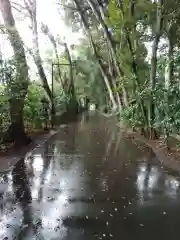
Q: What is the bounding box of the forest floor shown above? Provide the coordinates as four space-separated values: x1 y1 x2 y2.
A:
122 129 180 174
0 129 57 171
0 130 47 154
0 111 79 171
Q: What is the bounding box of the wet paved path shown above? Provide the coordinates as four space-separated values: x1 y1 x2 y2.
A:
1 114 180 239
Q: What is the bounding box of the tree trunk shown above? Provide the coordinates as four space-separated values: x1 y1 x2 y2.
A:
99 61 118 109
166 35 174 88
64 43 75 97
118 0 148 126
164 33 174 133
149 0 164 139
41 23 65 92
0 0 30 145
86 0 128 107
73 0 117 110
64 42 79 113
106 41 122 111
25 0 54 113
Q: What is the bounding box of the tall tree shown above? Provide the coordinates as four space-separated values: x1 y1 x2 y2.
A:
117 0 148 128
41 23 65 91
23 0 54 112
73 0 118 109
149 0 164 138
59 41 79 112
163 0 180 88
0 0 30 144
85 0 128 107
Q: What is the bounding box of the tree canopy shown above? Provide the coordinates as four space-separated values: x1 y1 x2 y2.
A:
0 0 180 146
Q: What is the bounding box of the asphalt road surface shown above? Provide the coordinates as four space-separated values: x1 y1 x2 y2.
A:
0 114 180 240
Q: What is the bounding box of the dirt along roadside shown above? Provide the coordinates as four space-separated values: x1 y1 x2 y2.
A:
0 129 57 172
122 129 180 175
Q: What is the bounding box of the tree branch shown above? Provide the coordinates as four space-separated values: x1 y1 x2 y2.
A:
11 1 30 18
23 0 33 18
11 1 26 10
57 2 90 13
0 23 6 33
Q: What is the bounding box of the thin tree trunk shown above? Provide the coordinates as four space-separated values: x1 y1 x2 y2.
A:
64 43 74 97
99 62 118 109
106 41 122 111
118 0 148 127
73 0 117 110
41 23 65 92
164 33 174 136
0 0 30 144
56 36 79 111
24 0 55 115
31 1 51 99
166 35 174 87
149 0 164 139
86 0 128 106
64 42 79 113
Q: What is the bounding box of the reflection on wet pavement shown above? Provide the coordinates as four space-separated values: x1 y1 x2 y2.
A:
1 114 180 239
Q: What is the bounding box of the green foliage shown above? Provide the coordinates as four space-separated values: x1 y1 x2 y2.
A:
120 104 144 128
24 83 45 129
71 40 107 106
121 83 180 136
154 85 180 134
1 0 180 141
0 90 9 133
54 86 69 113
